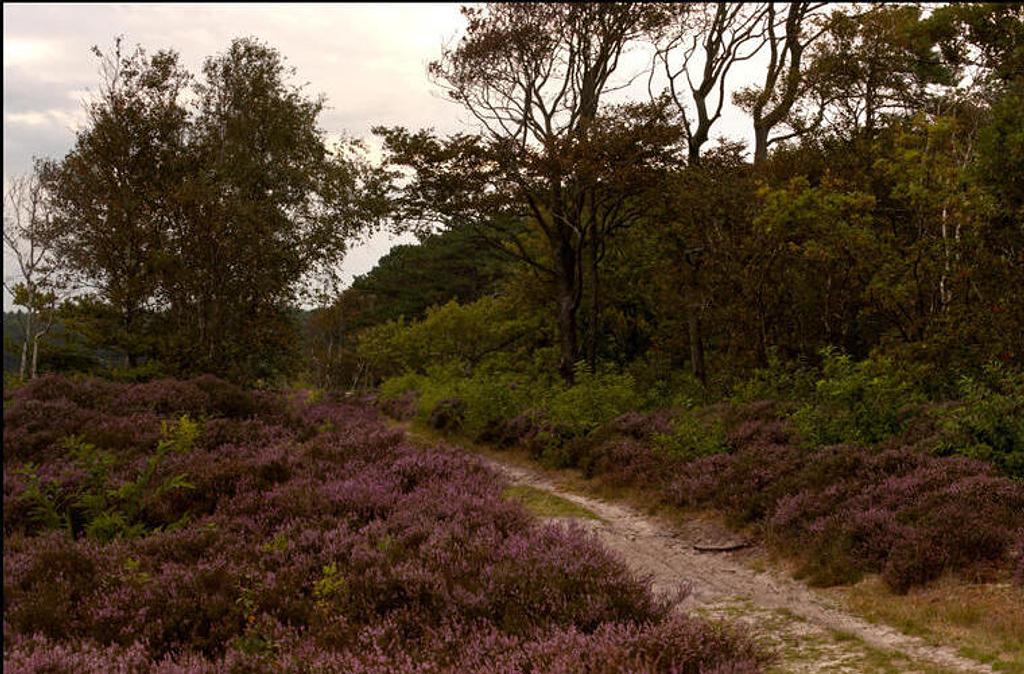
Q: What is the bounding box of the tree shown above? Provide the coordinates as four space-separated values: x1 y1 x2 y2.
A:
349 225 512 328
3 167 65 379
653 2 768 165
40 38 190 367
649 2 774 383
161 37 366 380
41 37 372 382
380 3 661 381
925 2 1024 93
734 2 830 165
806 5 955 136
571 100 682 367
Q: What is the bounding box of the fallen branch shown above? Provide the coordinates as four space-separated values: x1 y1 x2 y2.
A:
693 541 749 553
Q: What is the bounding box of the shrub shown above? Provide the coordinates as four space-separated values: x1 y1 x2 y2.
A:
3 375 764 672
192 375 256 418
792 348 924 446
667 436 1024 592
426 397 466 432
628 354 708 409
653 408 727 461
5 417 198 542
356 296 543 379
731 349 817 403
546 364 641 439
933 363 1024 478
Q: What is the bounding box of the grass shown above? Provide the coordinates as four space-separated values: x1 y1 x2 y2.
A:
501 484 601 520
829 576 1024 674
700 603 957 674
820 629 959 674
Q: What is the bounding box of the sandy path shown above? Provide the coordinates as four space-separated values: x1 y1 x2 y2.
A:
479 455 995 674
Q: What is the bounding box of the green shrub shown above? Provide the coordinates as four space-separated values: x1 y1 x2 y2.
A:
731 349 816 403
653 409 727 460
457 373 548 439
791 348 924 446
546 364 641 439
378 371 430 406
627 354 706 409
381 363 552 440
357 296 543 379
935 363 1024 478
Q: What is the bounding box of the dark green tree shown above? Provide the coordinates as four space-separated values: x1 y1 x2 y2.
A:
40 38 189 367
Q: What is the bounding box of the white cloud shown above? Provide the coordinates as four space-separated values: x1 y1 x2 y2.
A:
4 111 49 126
2 37 58 67
4 108 81 129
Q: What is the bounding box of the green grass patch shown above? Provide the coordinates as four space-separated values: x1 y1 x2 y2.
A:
502 485 600 520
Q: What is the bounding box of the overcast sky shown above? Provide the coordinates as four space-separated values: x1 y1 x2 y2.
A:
3 2 765 311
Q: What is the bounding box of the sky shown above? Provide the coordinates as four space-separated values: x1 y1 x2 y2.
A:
3 2 767 311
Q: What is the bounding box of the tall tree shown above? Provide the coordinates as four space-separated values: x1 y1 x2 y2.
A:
735 2 829 165
806 5 955 136
41 38 190 367
572 100 682 367
162 37 365 380
649 2 772 384
653 2 768 165
380 3 659 381
42 37 373 382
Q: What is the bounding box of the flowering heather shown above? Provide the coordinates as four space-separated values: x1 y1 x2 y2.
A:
571 411 1024 592
3 375 765 672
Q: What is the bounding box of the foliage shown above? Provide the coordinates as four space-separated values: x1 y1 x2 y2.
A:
357 295 545 381
380 3 679 381
934 363 1024 478
305 226 514 390
546 364 642 439
39 37 376 383
653 409 727 461
9 415 198 543
731 349 817 404
792 348 924 446
348 226 512 328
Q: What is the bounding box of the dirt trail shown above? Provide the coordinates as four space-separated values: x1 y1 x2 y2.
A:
479 455 995 674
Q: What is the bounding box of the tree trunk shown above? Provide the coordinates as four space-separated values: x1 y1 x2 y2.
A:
585 234 599 370
556 284 578 384
31 335 40 379
687 141 704 167
685 259 706 385
19 336 28 381
19 307 33 381
123 305 137 369
688 306 706 385
753 124 770 166
555 241 579 384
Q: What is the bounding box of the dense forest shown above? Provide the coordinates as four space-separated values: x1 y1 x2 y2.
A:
4 3 1024 672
